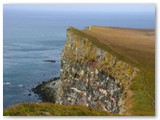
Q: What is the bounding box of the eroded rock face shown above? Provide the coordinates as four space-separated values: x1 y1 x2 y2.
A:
60 60 123 113
56 27 139 114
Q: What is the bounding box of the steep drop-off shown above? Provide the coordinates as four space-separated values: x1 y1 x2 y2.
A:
54 27 142 114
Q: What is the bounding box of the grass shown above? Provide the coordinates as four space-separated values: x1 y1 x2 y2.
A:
129 71 155 115
68 26 155 115
4 103 112 116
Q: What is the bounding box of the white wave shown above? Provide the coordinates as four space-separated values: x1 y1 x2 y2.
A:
18 84 23 87
3 82 11 85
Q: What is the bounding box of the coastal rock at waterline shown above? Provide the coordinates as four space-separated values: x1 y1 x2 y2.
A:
43 60 56 63
32 77 61 102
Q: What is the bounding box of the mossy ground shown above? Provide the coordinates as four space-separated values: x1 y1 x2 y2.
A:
4 103 112 116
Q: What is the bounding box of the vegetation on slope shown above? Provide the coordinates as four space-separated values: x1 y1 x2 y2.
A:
4 103 111 116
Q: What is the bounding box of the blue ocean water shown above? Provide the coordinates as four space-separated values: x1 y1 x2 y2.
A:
3 8 155 108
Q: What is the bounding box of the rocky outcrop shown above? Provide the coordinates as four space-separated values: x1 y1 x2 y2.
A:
32 77 61 102
55 27 139 114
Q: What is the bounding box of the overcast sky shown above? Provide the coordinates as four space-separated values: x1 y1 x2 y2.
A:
4 4 155 13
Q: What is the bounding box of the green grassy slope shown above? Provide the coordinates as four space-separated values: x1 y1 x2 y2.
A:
4 103 111 116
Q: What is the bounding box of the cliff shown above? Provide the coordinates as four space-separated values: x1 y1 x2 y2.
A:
56 26 155 115
56 27 137 113
31 26 155 116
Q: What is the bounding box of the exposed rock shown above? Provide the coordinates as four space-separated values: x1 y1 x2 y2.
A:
32 77 61 102
43 60 56 63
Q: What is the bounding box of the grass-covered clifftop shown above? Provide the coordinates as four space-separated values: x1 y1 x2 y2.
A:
64 26 155 115
79 26 155 115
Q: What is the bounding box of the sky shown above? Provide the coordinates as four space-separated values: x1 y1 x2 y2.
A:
3 4 155 13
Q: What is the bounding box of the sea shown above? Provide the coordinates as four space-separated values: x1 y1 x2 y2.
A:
3 7 155 108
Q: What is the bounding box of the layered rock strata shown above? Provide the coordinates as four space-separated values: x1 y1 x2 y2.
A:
55 27 139 114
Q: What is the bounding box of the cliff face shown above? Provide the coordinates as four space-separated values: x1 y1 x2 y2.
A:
56 27 139 114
